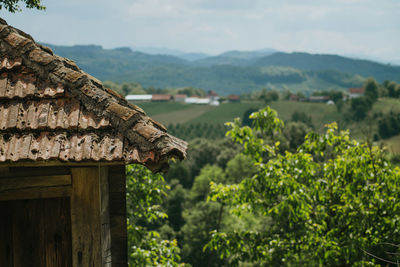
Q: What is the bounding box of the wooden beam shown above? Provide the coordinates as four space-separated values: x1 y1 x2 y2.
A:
0 175 71 192
100 166 112 267
0 166 70 178
108 165 128 267
0 186 72 201
70 167 102 267
0 161 124 168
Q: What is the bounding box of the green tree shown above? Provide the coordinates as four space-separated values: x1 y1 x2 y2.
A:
181 201 225 267
191 165 225 201
181 165 227 266
225 154 257 184
0 0 45 12
207 107 400 266
166 180 188 232
291 110 313 128
126 165 182 266
260 89 279 104
350 97 371 121
283 121 311 151
364 78 379 103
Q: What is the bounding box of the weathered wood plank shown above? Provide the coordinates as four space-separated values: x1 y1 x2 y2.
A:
1 198 73 267
42 198 72 267
0 201 13 267
0 186 72 201
12 199 42 267
108 166 128 267
0 166 9 177
0 174 71 191
100 166 112 267
0 160 124 168
0 166 70 178
108 165 125 193
70 167 102 267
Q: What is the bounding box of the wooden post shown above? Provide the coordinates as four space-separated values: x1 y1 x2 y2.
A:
70 167 102 267
108 165 128 267
100 166 112 267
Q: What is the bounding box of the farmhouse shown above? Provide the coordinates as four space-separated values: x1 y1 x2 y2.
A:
152 94 172 101
348 87 365 99
0 19 187 266
228 94 240 102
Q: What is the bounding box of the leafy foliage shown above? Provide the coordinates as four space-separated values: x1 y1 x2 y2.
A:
0 0 45 12
378 111 400 139
207 107 400 266
126 165 182 266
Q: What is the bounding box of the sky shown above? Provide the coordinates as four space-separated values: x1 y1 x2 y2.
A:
2 0 400 63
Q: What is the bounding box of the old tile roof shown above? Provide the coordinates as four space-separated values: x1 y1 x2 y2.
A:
349 87 365 94
151 94 172 101
0 18 187 172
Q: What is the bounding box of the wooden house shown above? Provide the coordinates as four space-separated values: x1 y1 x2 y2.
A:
0 19 187 266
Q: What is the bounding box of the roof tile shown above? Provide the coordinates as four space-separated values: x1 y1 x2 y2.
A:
1 57 22 70
78 108 110 129
106 102 137 121
5 32 31 49
47 98 80 129
0 19 187 171
29 48 53 65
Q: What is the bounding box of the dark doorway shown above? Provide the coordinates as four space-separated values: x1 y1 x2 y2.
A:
0 197 72 267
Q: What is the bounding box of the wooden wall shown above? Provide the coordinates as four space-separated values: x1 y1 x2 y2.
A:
0 163 128 267
108 165 128 267
0 198 72 267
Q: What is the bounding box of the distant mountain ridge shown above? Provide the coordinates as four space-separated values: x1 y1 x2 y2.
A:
253 52 400 82
43 43 400 95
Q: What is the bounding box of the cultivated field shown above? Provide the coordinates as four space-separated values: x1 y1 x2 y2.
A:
135 99 400 152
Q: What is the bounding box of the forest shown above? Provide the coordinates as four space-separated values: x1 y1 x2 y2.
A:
126 80 400 266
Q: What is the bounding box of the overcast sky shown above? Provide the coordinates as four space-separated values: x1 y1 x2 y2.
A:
2 0 399 63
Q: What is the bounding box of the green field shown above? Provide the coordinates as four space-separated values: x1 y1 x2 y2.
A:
136 100 342 131
136 99 400 147
134 102 193 116
136 99 399 129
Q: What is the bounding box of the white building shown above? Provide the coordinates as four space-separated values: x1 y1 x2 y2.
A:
125 94 152 101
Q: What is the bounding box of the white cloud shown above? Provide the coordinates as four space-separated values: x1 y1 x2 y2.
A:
1 0 399 62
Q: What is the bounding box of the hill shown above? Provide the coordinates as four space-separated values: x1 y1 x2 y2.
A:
43 43 189 78
43 44 399 95
253 52 400 82
193 49 278 66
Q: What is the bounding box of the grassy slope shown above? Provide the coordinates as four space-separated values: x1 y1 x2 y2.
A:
152 105 214 124
384 135 400 154
138 98 400 138
138 101 340 130
191 102 264 124
136 102 193 116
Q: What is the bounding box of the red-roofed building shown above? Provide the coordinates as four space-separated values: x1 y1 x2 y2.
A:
152 94 172 101
349 87 365 99
228 94 241 102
